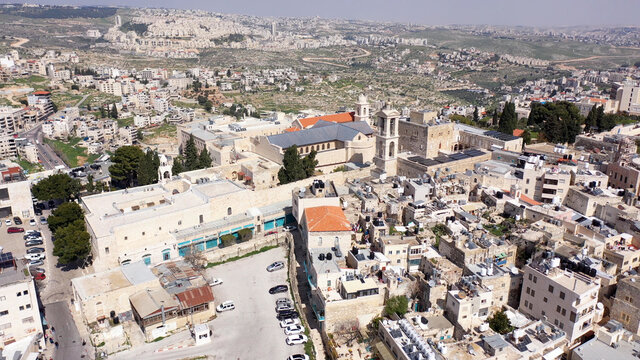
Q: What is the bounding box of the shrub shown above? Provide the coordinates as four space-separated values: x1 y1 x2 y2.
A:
220 234 236 247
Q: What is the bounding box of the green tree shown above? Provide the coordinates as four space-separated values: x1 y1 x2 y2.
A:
32 173 81 201
53 218 91 265
488 310 514 334
109 145 144 188
204 100 213 113
192 80 202 92
384 296 409 317
99 106 106 118
498 102 517 135
220 234 236 247
521 129 532 145
71 84 79 91
183 135 199 171
584 105 598 133
198 147 212 169
473 106 479 122
137 129 144 140
492 109 498 126
237 228 253 242
110 103 118 119
172 156 185 175
47 202 84 233
302 150 318 177
278 145 307 184
86 174 95 194
137 149 159 185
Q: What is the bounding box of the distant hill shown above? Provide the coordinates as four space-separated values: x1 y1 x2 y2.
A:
0 4 117 19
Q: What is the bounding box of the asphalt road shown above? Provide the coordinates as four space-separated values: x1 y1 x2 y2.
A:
45 301 90 360
112 247 306 360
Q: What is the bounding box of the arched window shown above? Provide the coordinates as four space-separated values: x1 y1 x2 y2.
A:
227 207 232 215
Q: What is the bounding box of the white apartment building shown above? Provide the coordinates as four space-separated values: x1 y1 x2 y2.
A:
98 79 123 97
445 280 493 333
0 258 45 348
610 81 640 115
519 259 600 346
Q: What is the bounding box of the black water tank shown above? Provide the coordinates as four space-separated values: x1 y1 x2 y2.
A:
113 317 120 325
352 247 359 255
378 212 383 218
365 216 371 222
326 253 333 260
319 253 325 261
110 310 116 318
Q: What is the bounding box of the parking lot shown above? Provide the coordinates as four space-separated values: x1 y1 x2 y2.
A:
0 214 49 262
204 246 306 359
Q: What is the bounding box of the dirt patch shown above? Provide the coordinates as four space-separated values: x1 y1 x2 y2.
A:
76 156 88 166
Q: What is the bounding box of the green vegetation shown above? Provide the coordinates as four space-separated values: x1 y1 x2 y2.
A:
384 296 409 317
0 5 117 19
212 33 245 45
145 123 177 141
278 145 318 185
121 21 148 36
220 234 236 247
109 146 160 188
16 157 43 174
237 228 253 242
151 336 166 343
488 310 514 334
117 117 134 127
32 173 81 202
96 342 105 347
206 245 279 268
44 137 94 167
172 134 212 174
528 101 583 143
498 101 517 135
48 202 91 265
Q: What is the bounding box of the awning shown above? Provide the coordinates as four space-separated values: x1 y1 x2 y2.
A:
496 252 506 258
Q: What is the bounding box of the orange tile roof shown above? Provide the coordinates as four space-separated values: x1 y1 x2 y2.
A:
304 206 351 232
284 127 299 132
298 112 354 129
513 129 524 137
32 91 50 95
519 194 542 206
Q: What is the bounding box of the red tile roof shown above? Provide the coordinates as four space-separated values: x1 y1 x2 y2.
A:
513 129 524 137
519 194 542 206
298 112 355 129
304 206 351 232
284 127 299 132
32 91 50 96
175 285 214 309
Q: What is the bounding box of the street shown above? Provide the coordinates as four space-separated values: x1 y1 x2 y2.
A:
45 301 91 360
112 247 306 360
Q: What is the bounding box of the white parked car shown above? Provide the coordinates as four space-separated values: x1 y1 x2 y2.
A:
286 334 308 345
283 225 297 231
5 219 11 226
287 355 310 360
209 278 223 287
280 318 301 328
29 219 36 226
276 303 294 312
284 324 304 335
216 301 235 312
25 253 45 261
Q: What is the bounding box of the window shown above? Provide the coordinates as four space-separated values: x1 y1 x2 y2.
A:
556 305 561 313
124 236 128 240
0 323 10 330
22 317 33 324
528 274 532 281
529 303 533 310
0 310 8 316
543 297 548 303
533 276 537 283
541 310 546 317
621 313 631 323
0 296 4 301
327 280 331 287
559 322 564 329
396 259 401 264
105 247 110 254
16 292 21 297
199 215 204 224
548 285 554 293
531 290 536 297
19 306 24 311
23 291 27 295
526 287 530 295
570 312 576 322
524 300 529 307
142 232 145 236
561 308 566 316
25 304 30 309
227 207 232 215
559 291 565 300
178 220 182 225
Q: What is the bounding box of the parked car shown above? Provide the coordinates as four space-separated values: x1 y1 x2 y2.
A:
277 311 299 321
266 230 278 235
283 225 297 231
25 240 44 247
267 261 285 272
34 273 46 281
276 297 292 306
40 217 47 225
209 278 223 287
5 219 11 226
285 334 308 345
13 217 22 225
284 324 304 335
216 301 235 312
276 303 294 312
34 208 42 216
26 247 45 254
25 253 45 261
269 285 288 294
280 318 301 328
28 260 44 267
29 219 36 226
29 267 45 275
7 227 24 233
25 230 41 236
287 355 310 360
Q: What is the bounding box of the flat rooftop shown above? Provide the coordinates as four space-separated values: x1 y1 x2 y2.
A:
0 259 29 287
573 334 640 360
72 261 157 301
341 277 378 294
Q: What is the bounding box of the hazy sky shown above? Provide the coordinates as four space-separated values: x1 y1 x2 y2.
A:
4 0 640 26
